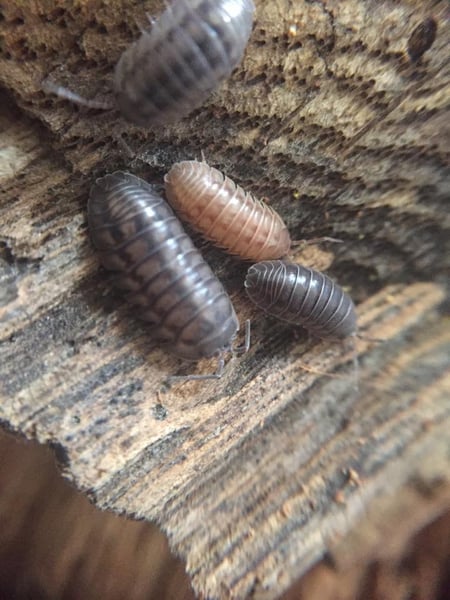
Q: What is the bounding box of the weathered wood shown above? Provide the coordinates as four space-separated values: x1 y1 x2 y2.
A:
0 0 449 598
0 430 195 599
1 429 448 599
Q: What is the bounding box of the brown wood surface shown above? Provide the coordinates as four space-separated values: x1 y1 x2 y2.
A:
1 429 449 600
0 1 449 598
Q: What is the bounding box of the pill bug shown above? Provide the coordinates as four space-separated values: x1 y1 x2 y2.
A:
244 260 357 339
164 160 291 261
407 17 437 62
89 171 246 378
44 0 255 127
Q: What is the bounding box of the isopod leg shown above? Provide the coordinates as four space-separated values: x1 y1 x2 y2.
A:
41 79 114 110
166 354 225 385
232 319 251 355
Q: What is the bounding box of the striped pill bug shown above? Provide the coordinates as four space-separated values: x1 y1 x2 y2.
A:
88 171 250 382
44 0 255 127
244 260 357 339
164 160 291 261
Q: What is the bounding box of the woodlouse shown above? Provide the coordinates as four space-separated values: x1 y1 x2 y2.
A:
89 171 247 378
164 160 291 261
407 17 437 62
45 0 255 126
244 260 357 339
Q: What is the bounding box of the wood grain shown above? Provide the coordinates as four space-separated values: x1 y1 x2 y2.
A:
0 0 449 598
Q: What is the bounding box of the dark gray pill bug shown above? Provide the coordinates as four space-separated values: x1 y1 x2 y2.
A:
115 0 255 126
244 260 357 339
88 171 244 378
45 0 255 126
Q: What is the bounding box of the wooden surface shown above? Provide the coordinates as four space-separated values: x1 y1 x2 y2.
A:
0 1 449 598
1 429 449 600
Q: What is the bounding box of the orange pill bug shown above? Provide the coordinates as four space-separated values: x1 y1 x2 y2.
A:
164 160 291 261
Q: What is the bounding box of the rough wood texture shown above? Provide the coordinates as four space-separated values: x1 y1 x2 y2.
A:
0 1 449 598
1 429 449 600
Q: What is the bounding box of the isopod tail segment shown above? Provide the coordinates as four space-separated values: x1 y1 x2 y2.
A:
41 79 115 112
167 319 251 385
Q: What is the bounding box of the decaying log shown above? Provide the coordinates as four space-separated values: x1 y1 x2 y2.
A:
0 1 449 598
1 429 449 600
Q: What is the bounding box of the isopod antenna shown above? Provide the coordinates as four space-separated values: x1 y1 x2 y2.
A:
42 79 115 111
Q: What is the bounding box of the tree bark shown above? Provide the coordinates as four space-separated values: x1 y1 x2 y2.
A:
0 1 449 598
